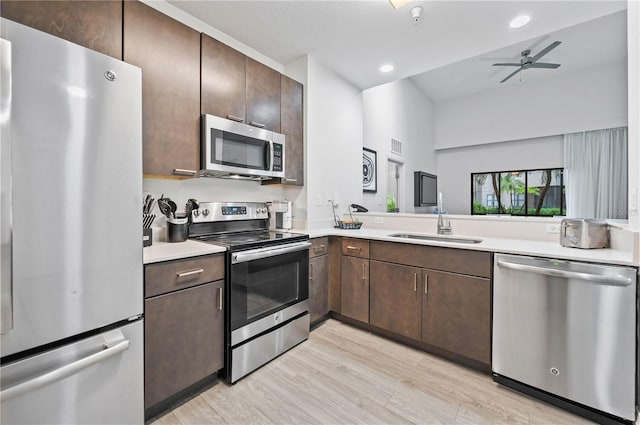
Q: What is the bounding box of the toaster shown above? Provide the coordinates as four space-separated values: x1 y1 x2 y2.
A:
560 218 609 249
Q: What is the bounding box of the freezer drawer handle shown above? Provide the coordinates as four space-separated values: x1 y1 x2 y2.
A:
496 259 633 286
0 338 130 402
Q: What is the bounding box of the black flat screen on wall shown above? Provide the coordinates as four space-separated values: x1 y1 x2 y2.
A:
414 171 437 207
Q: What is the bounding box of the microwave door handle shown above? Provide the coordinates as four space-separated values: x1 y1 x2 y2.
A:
265 141 273 171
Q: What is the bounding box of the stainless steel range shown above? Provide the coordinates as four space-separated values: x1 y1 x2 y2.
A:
189 202 310 383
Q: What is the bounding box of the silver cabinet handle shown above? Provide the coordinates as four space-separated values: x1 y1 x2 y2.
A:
176 268 204 278
309 263 313 281
284 178 298 183
249 121 266 128
232 241 311 264
346 245 361 251
362 263 367 283
226 114 244 123
424 274 428 294
0 337 130 402
173 168 197 176
496 259 633 286
0 38 13 335
414 273 417 292
218 287 223 311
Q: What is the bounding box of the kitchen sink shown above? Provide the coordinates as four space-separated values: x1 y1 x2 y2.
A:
388 233 483 244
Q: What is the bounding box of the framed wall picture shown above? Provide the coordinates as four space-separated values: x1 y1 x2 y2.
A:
363 148 377 193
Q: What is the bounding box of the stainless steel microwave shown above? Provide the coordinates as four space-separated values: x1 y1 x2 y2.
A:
201 114 285 180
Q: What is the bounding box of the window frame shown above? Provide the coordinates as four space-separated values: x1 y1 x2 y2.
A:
470 167 565 217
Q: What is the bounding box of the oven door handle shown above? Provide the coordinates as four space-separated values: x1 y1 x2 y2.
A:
232 241 311 264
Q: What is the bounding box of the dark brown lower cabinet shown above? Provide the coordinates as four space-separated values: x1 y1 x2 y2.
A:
421 269 491 365
309 254 328 325
368 258 491 366
340 255 369 323
144 280 224 410
369 260 421 340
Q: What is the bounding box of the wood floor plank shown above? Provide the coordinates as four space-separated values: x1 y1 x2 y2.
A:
152 319 597 425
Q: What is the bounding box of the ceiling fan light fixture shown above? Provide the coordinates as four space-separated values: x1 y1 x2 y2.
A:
380 64 394 73
509 15 531 29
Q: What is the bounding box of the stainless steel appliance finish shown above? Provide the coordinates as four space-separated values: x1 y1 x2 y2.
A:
201 114 285 180
231 313 309 383
189 201 309 383
493 254 637 422
231 300 309 346
1 18 143 423
1 321 143 424
560 218 609 249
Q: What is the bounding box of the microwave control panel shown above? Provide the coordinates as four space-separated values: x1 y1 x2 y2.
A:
272 143 283 172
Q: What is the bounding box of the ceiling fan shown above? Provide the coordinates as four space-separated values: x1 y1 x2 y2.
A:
493 41 562 83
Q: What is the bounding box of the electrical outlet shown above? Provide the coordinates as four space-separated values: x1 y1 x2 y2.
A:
374 217 384 224
316 195 322 207
546 223 561 234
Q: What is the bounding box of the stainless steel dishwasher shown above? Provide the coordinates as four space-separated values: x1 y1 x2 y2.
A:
493 254 637 424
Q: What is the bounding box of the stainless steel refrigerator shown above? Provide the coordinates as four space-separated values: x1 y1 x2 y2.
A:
0 18 144 424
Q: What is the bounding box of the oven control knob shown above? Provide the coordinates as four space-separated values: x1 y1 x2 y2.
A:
202 209 210 217
192 209 200 217
261 207 268 214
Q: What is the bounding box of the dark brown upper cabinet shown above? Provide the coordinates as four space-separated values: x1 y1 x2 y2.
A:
0 0 122 59
201 34 246 123
245 57 281 132
276 74 304 186
124 1 200 178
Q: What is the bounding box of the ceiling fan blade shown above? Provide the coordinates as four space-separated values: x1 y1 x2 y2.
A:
500 68 522 83
492 63 521 67
532 41 561 62
528 63 561 69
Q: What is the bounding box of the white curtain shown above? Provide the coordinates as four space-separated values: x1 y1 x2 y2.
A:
564 127 628 219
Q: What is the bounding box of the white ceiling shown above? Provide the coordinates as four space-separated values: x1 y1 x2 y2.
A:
168 0 627 91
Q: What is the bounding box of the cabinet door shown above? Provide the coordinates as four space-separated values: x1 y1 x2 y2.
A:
144 280 224 409
340 256 369 323
1 0 122 59
201 34 246 122
421 269 491 365
279 75 303 185
309 255 328 324
245 57 280 132
370 261 422 340
124 1 200 177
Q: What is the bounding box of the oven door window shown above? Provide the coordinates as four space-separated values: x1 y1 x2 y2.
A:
230 249 308 330
211 129 268 170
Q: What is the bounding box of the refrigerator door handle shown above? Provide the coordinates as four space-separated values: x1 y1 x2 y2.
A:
0 37 13 335
0 336 130 402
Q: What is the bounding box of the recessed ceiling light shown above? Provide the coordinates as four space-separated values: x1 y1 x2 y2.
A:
509 15 531 29
380 64 394 73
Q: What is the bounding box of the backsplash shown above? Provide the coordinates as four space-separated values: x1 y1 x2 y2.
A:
143 177 305 231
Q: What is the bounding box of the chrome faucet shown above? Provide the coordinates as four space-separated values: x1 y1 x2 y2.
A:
437 192 452 235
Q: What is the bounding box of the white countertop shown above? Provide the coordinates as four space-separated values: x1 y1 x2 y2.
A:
143 240 226 264
142 227 636 267
306 227 637 267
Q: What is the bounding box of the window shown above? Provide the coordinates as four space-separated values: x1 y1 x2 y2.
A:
471 168 565 216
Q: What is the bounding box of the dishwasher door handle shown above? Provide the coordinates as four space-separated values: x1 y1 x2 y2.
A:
496 259 633 286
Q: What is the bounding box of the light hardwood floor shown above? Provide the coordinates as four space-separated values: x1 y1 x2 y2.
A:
152 319 595 425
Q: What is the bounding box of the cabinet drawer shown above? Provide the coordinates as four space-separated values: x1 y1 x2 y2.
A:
145 254 225 298
309 237 329 258
341 238 370 258
370 241 491 278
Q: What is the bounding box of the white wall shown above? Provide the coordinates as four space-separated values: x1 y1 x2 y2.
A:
437 135 564 214
305 55 364 229
362 79 435 213
434 60 628 149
